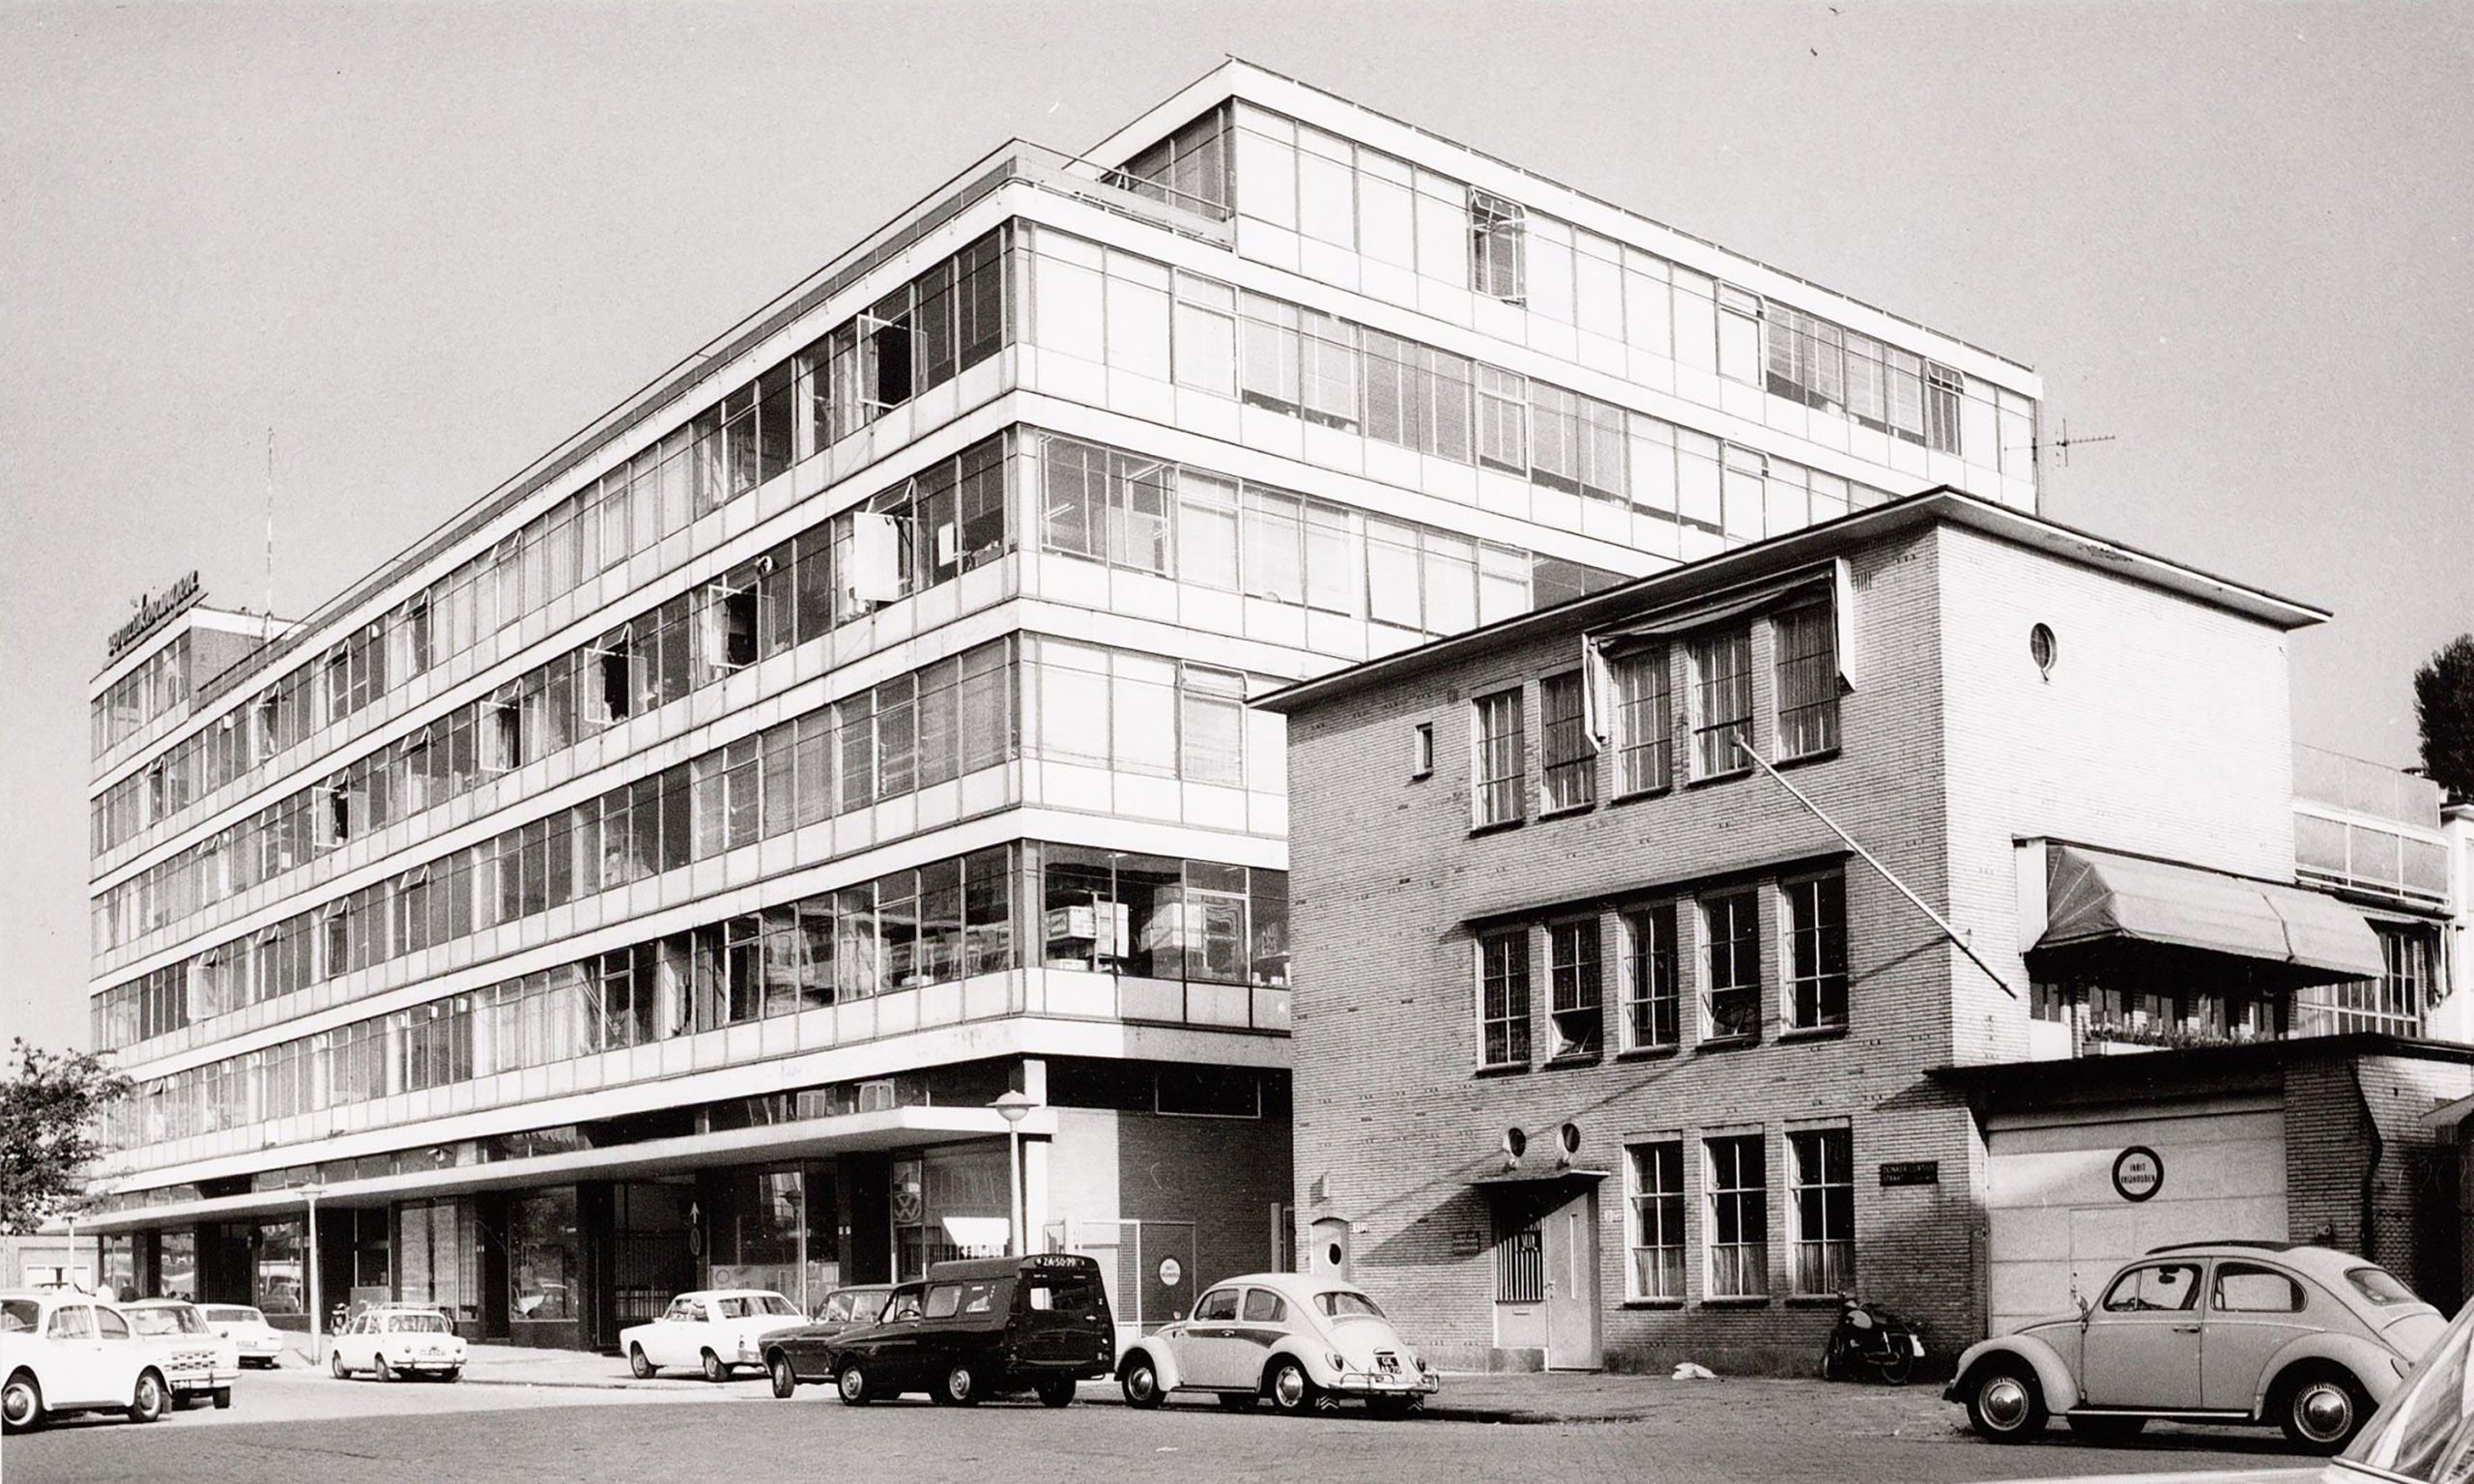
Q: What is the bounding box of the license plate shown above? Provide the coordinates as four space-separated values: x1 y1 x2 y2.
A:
1377 1356 1398 1373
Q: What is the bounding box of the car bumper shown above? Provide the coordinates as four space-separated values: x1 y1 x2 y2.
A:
1330 1371 1442 1396
388 1357 466 1373
168 1371 237 1392
238 1336 287 1356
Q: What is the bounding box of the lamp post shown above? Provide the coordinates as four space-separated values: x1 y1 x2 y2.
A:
288 1182 326 1363
990 1091 1039 1257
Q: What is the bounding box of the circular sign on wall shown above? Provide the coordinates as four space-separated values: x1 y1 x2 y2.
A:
1157 1257 1183 1288
2113 1145 2165 1203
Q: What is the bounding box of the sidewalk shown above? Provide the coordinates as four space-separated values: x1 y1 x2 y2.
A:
285 1338 1969 1429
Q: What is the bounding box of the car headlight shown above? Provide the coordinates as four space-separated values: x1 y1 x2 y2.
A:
2393 1355 2412 1379
1327 1351 1348 1372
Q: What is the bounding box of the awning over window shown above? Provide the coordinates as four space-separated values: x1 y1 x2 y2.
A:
2034 843 2384 981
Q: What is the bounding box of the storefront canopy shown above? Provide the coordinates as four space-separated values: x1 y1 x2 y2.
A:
2035 843 2385 982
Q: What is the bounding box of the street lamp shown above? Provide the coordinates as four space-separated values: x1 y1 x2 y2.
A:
990 1091 1039 1257
287 1182 326 1363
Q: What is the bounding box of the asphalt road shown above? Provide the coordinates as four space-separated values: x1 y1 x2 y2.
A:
3 1367 2321 1484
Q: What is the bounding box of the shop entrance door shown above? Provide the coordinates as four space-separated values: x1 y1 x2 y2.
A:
608 1180 699 1334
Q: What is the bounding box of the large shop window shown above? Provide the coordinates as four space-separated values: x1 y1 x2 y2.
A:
509 1186 580 1324
398 1200 481 1323
1039 844 1288 988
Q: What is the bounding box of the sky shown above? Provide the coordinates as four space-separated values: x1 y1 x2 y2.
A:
2 1 2468 1054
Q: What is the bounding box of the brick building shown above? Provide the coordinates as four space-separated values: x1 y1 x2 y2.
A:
1261 490 2470 1375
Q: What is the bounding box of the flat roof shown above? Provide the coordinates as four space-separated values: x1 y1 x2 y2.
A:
1255 488 2331 716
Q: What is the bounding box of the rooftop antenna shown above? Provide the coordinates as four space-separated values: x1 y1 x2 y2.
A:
2015 416 2117 471
263 428 277 645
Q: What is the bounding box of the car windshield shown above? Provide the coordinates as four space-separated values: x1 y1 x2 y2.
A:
2349 1266 2420 1306
0 1300 36 1333
1314 1291 1387 1321
129 1305 209 1335
2346 1298 2474 1478
387 1313 451 1333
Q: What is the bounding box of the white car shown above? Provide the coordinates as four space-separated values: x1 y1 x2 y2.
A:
328 1305 467 1382
123 1298 240 1411
620 1290 804 1383
0 1291 172 1433
200 1303 289 1368
1115 1272 1442 1415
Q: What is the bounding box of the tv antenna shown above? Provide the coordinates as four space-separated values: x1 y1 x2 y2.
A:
2014 416 2117 471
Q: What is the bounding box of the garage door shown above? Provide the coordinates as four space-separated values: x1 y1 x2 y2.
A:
1986 1101 2286 1336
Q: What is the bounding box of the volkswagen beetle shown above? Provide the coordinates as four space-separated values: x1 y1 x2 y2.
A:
1947 1242 2442 1454
1114 1272 1440 1416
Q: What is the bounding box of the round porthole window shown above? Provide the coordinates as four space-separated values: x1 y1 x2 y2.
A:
1503 1127 1528 1160
1558 1123 1582 1157
1326 1242 1345 1268
2029 622 2057 677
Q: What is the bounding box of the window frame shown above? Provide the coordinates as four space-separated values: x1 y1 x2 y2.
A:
1626 1140 1686 1302
1538 671 1595 813
1476 928 1532 1070
1786 1127 1854 1297
1471 687 1526 829
1544 916 1603 1061
1703 1133 1769 1299
1619 902 1681 1052
1702 891 1761 1043
1781 871 1849 1033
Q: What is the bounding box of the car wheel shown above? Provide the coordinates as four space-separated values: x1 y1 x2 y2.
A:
2067 1414 2146 1443
629 1343 654 1380
2279 1366 2371 1454
1215 1392 1258 1413
701 1349 727 1384
213 1386 233 1411
1119 1357 1165 1410
1965 1361 2047 1443
768 1354 797 1400
935 1361 981 1407
1035 1378 1076 1409
836 1360 872 1406
128 1370 168 1424
330 1350 350 1380
2 1370 43 1434
375 1355 395 1383
1265 1357 1315 1415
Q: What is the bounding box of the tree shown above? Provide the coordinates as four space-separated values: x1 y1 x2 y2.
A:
2417 634 2474 802
0 1041 133 1235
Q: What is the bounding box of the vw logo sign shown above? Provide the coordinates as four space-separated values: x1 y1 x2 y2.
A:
1157 1257 1183 1288
2112 1146 2164 1203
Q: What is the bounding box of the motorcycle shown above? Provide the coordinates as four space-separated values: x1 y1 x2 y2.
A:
1821 1295 1924 1384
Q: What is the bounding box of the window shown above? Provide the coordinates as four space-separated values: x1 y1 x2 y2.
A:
1470 189 1526 301
1705 1135 1768 1298
1477 366 1527 471
1788 1128 1854 1296
2214 1263 2304 1313
1478 930 1531 1068
1704 892 1760 1041
1716 287 1763 385
1178 666 1247 787
1240 1288 1287 1324
2102 1263 2202 1313
1193 1287 1241 1324
1410 722 1434 779
1689 630 1753 778
1925 361 1964 454
1494 1214 1544 1302
1612 649 1671 795
1539 672 1594 812
1773 607 1838 759
1473 689 1524 827
1627 1142 1685 1300
1783 875 1848 1031
1546 919 1602 1059
1621 905 1679 1050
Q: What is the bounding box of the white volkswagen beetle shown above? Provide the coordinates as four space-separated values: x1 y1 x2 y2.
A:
328 1304 467 1382
1948 1241 2442 1454
1114 1273 1441 1415
620 1290 803 1383
0 1291 172 1433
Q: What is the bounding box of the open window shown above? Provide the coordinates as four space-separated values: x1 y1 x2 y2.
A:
322 775 352 845
485 686 523 774
590 626 634 724
703 578 759 675
1470 189 1526 303
861 287 915 415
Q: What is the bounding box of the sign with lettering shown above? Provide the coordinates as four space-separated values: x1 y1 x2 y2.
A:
1878 1160 1941 1187
108 570 202 659
2113 1146 2164 1203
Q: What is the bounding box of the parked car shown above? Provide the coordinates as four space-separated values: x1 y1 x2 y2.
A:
619 1289 802 1383
822 1254 1115 1407
1973 1292 2474 1484
199 1304 288 1368
1948 1241 2444 1454
1114 1272 1440 1416
122 1298 239 1411
761 1283 920 1398
0 1291 172 1433
328 1305 468 1382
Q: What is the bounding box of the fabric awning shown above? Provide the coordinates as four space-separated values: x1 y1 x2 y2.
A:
2035 843 2385 981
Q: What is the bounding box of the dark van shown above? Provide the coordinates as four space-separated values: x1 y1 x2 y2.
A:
821 1254 1114 1408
